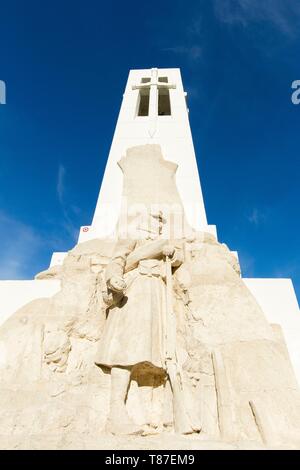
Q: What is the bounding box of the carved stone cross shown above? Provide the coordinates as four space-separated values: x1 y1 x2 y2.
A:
132 68 176 137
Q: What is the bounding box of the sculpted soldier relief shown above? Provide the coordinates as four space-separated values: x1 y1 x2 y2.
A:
95 211 199 436
0 144 300 449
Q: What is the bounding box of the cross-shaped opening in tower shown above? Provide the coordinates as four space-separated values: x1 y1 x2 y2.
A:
158 77 171 116
133 69 176 119
137 86 150 116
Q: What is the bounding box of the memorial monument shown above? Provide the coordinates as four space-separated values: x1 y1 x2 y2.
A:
0 68 300 450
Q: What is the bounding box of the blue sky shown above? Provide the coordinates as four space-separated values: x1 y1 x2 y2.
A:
0 0 299 301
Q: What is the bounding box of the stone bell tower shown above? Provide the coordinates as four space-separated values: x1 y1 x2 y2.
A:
77 68 216 242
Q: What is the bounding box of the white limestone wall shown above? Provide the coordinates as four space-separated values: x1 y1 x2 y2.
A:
244 278 300 384
0 280 61 327
87 68 209 240
50 252 67 267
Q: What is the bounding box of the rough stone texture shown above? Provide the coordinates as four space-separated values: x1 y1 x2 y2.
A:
0 234 300 449
1 145 300 449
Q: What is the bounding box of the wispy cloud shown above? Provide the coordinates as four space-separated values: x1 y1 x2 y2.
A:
56 164 78 242
0 163 81 280
273 260 299 279
247 208 266 226
213 0 300 37
159 9 204 64
187 19 202 37
0 211 42 279
162 45 202 62
56 164 65 205
272 259 300 303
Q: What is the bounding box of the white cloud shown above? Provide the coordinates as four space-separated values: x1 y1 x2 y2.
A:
213 0 300 37
55 164 78 242
0 211 42 279
273 259 300 279
163 45 202 61
247 208 266 226
56 164 65 205
0 165 80 280
187 19 202 37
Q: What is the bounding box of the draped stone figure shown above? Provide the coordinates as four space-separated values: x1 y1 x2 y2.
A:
95 212 184 435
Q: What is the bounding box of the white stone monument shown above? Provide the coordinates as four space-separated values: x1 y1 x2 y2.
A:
0 68 300 450
79 67 214 241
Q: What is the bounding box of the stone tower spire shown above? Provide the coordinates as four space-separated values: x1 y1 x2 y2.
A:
78 68 215 242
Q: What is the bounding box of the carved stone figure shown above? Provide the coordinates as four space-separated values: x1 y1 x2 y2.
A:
95 212 189 435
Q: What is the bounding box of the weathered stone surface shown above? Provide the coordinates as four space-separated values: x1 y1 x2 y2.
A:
1 145 300 449
0 230 300 449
